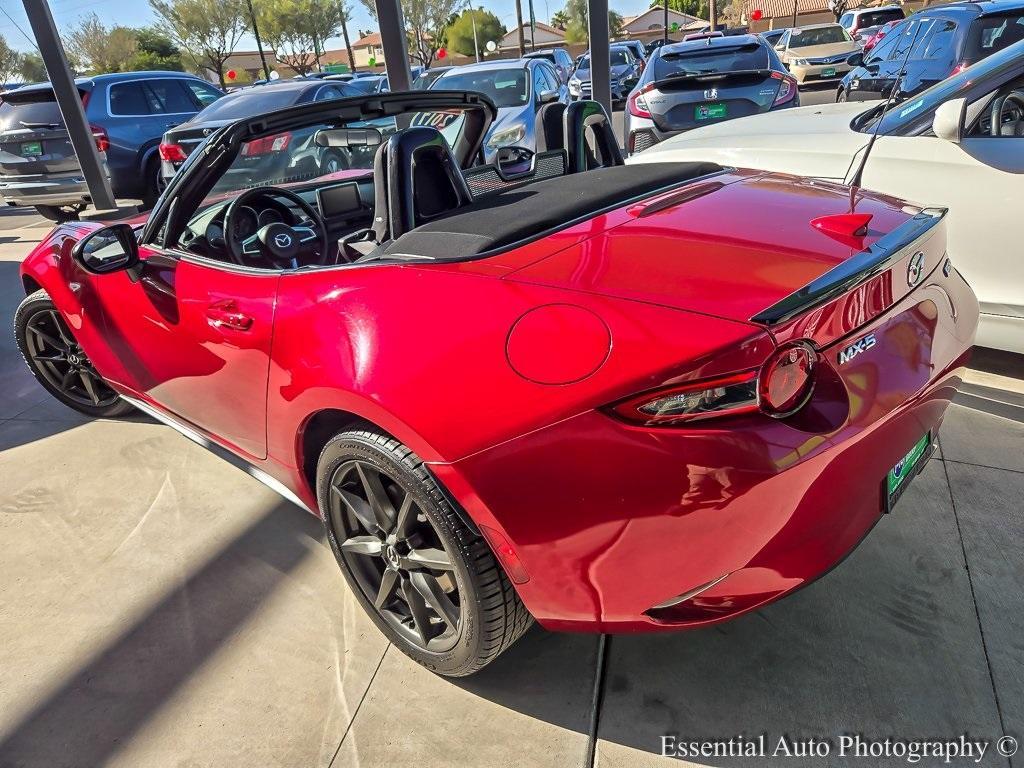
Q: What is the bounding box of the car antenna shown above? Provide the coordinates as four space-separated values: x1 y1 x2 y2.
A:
848 20 926 195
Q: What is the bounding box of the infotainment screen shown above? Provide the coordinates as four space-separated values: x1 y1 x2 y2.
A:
317 182 365 218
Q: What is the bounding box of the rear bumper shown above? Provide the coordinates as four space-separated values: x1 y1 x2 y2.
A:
432 267 978 633
0 173 90 207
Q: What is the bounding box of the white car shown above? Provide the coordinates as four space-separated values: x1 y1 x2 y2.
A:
631 40 1024 354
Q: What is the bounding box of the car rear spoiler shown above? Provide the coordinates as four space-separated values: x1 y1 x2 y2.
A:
750 208 947 326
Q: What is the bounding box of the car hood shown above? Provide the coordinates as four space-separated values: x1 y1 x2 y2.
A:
786 41 860 58
506 170 913 324
629 101 869 179
610 63 633 79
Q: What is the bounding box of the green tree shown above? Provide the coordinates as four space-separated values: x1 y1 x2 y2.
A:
550 9 569 28
651 0 709 20
560 0 623 43
150 0 247 87
0 35 21 85
18 52 48 83
132 27 184 70
445 9 505 58
359 0 462 67
63 13 139 73
259 0 340 75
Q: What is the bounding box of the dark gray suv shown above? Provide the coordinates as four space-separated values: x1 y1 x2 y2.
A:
0 71 222 221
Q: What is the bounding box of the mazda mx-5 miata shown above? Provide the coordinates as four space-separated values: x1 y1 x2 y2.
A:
14 91 978 676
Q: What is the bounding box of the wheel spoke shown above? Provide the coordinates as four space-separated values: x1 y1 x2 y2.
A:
48 311 74 346
79 370 101 404
34 351 68 363
27 323 66 353
410 571 459 629
339 535 383 556
356 463 396 532
375 567 400 609
332 484 377 533
60 369 76 391
394 493 416 540
404 547 453 572
402 578 434 644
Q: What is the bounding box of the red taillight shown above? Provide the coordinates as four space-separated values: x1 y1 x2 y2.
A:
771 71 798 106
90 124 109 153
241 131 292 157
627 84 653 118
758 342 816 417
158 142 187 162
951 62 967 76
610 370 760 425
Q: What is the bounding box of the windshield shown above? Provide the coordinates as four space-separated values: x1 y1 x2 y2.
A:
965 13 1024 61
347 78 384 94
579 50 632 69
434 69 529 107
864 38 1024 134
656 44 768 78
194 86 304 120
789 26 852 47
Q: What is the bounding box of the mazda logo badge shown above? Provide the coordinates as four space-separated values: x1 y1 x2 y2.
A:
907 251 925 287
274 233 292 248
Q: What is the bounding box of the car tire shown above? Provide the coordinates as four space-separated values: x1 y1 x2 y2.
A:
837 87 848 103
318 428 532 677
34 204 83 223
141 154 164 210
14 290 135 418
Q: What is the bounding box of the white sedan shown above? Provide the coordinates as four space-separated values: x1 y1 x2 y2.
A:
630 40 1024 354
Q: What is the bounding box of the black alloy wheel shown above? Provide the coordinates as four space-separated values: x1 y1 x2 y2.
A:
14 290 134 418
318 429 532 676
330 458 462 651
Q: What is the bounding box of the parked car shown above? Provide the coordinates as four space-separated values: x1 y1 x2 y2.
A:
683 30 724 41
159 79 357 182
344 75 389 95
523 48 577 84
412 66 453 89
614 39 649 68
839 1 1024 102
630 39 1024 353
568 45 643 103
625 34 798 154
855 23 883 45
0 71 222 221
759 28 788 48
773 23 862 85
861 19 901 52
14 90 977 677
431 58 568 169
838 4 905 37
645 37 679 55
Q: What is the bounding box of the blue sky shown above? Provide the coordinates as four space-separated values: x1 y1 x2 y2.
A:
1 0 659 54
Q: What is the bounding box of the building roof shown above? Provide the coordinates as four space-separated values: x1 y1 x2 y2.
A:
623 6 706 27
744 0 869 19
353 32 382 48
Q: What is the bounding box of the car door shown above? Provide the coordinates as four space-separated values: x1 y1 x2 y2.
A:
849 25 902 99
92 248 278 459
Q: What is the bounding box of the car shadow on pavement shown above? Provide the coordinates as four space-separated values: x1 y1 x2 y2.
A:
0 501 322 768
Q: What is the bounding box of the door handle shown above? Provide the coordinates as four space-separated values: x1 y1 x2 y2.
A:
206 300 253 331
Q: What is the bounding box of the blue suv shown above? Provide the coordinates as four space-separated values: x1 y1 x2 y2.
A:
0 71 222 221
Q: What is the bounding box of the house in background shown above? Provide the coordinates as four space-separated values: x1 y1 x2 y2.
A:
353 32 387 69
498 22 567 52
621 6 708 34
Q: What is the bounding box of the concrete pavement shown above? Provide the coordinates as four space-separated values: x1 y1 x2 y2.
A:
0 210 1021 768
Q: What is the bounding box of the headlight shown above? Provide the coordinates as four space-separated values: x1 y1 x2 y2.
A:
486 123 527 149
793 58 809 66
569 78 581 90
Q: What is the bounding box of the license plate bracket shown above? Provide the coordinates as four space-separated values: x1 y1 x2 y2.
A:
883 431 933 512
21 141 42 157
695 103 727 121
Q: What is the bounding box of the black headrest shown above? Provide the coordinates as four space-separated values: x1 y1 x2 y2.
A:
371 126 473 243
535 101 567 153
565 101 624 173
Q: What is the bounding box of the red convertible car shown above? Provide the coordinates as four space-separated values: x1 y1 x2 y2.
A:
14 92 978 676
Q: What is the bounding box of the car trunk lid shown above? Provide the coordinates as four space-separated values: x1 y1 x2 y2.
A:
507 172 934 333
0 88 89 177
642 70 782 132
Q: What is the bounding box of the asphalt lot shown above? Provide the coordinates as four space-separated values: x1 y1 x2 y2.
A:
1 147 1022 767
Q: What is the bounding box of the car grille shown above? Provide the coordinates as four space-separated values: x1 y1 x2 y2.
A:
629 130 659 154
806 54 849 65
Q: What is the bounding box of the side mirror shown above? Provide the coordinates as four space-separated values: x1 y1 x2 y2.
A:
538 88 559 104
847 52 864 67
71 223 140 275
933 97 967 143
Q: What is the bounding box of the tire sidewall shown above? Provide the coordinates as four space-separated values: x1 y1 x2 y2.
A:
317 432 487 676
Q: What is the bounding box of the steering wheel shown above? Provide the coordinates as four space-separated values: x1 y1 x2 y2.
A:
989 90 1024 137
224 186 330 268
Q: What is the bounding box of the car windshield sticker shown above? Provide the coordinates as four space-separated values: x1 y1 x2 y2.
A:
898 99 924 118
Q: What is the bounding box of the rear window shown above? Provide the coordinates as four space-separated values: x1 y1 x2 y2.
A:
192 86 303 120
579 49 633 69
965 13 1024 61
858 8 904 28
655 44 768 79
789 26 852 47
0 93 67 129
